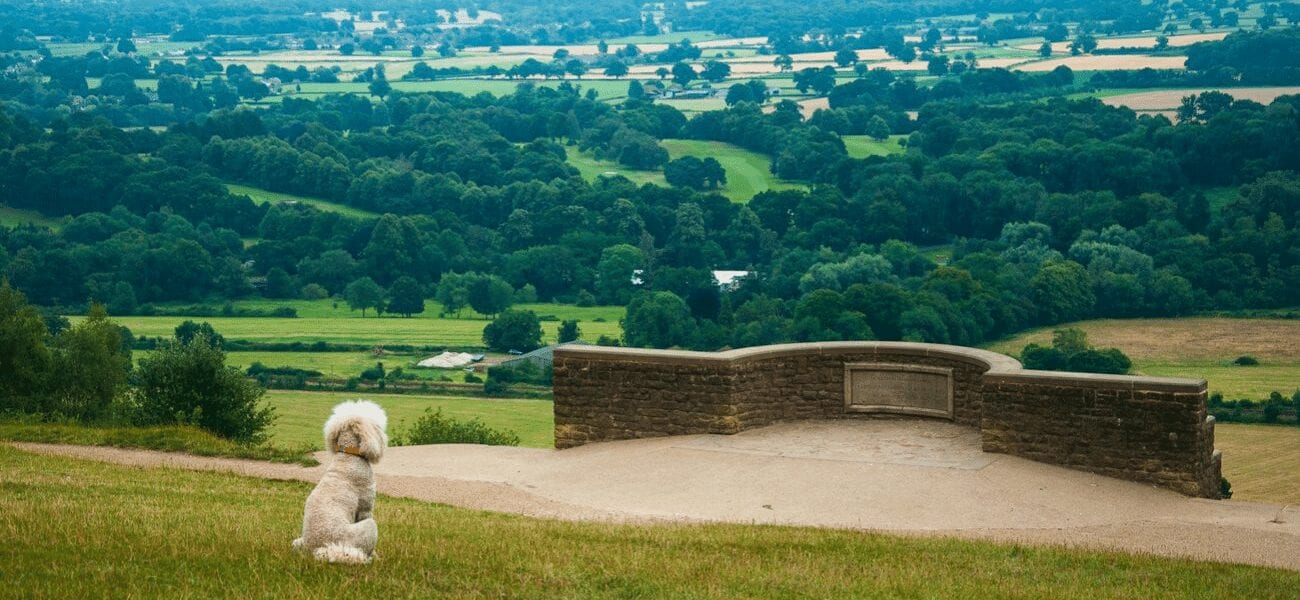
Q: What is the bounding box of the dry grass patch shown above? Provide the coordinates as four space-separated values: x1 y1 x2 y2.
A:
1015 55 1187 72
1102 87 1300 111
1216 424 1300 505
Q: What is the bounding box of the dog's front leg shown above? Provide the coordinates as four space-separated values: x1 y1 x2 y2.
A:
355 482 376 521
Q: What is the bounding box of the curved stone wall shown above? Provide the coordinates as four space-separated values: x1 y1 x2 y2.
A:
553 342 1221 498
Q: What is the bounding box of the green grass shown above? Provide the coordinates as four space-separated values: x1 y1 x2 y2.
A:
0 421 315 465
97 300 623 347
226 183 379 219
660 139 803 202
0 205 63 229
842 134 908 159
263 390 554 449
985 317 1300 399
4 446 1297 598
1203 185 1240 213
568 139 803 202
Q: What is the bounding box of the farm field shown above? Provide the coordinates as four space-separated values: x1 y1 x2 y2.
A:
1101 87 1300 111
985 317 1300 399
86 313 622 348
842 135 908 159
1215 424 1300 505
219 350 494 380
263 390 554 449
286 78 642 100
1021 31 1231 53
0 205 62 229
5 447 1297 598
566 148 668 187
225 183 379 219
1015 54 1188 72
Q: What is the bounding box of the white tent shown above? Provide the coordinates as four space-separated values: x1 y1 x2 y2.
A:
416 352 475 369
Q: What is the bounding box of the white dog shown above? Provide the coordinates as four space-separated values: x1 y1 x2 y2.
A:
292 400 388 564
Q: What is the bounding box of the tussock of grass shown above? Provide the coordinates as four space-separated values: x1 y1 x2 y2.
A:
0 422 317 466
2 446 1297 597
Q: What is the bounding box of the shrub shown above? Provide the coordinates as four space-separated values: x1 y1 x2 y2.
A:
482 309 544 353
1220 477 1233 499
392 408 520 446
1232 355 1259 366
1020 328 1130 375
359 362 386 381
130 333 273 442
463 372 483 383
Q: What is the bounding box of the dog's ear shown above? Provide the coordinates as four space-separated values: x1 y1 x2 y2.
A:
356 420 387 463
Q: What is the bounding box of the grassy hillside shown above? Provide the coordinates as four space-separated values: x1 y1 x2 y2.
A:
5 446 1296 597
226 183 379 220
264 390 554 449
985 317 1300 399
0 205 63 229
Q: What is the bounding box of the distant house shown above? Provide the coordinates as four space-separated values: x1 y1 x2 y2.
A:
658 86 717 100
260 77 283 94
630 269 753 290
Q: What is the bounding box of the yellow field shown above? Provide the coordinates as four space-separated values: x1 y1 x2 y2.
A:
1216 424 1300 505
986 318 1300 398
1102 87 1300 111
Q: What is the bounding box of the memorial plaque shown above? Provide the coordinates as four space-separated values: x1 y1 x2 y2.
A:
843 363 953 419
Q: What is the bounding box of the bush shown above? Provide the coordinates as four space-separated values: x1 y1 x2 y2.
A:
130 333 273 443
1020 328 1130 375
463 372 483 383
482 309 544 353
392 408 520 446
1220 477 1233 499
1233 355 1259 366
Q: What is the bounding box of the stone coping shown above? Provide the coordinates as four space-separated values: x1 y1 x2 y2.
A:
555 342 1205 393
555 341 1020 370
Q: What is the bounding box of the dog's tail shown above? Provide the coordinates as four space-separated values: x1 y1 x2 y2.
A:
313 543 372 565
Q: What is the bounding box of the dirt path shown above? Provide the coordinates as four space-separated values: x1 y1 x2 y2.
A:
13 420 1300 571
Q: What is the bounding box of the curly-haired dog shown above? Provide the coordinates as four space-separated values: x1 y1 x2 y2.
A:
292 400 388 564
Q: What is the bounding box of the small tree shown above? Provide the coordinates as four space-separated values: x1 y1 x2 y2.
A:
436 272 472 316
345 276 385 317
386 276 426 317
671 61 696 86
482 310 544 352
467 274 514 317
47 304 130 421
175 320 224 347
132 333 273 442
0 280 51 412
411 44 424 57
557 319 581 343
833 48 858 67
865 115 890 141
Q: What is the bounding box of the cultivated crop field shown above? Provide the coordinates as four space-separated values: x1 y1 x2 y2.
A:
986 317 1300 399
263 390 554 449
1101 87 1300 111
1015 55 1188 72
4 446 1296 598
1215 424 1300 505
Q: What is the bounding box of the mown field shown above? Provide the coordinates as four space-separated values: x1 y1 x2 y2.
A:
842 134 908 159
566 138 802 202
1215 424 1300 505
985 317 1300 399
226 183 379 219
86 300 624 347
4 446 1296 598
263 390 554 449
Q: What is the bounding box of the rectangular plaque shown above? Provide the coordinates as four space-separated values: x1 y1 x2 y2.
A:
843 363 954 419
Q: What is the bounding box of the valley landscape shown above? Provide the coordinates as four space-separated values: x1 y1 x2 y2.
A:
2 0 1300 594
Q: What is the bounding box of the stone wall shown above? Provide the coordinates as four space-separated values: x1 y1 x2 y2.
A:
553 342 1221 498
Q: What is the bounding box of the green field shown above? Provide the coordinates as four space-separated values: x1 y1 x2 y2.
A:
264 390 554 449
91 300 623 347
566 139 802 201
0 205 62 229
226 183 379 219
5 446 1296 598
842 134 908 159
986 317 1300 399
660 139 803 201
221 350 478 379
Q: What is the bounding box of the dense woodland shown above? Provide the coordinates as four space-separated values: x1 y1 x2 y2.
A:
2 25 1299 352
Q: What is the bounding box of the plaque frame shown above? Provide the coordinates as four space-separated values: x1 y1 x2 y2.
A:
843 363 954 419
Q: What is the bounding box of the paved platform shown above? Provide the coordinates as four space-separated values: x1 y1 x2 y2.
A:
15 420 1300 571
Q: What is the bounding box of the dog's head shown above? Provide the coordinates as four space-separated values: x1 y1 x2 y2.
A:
323 400 388 463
